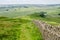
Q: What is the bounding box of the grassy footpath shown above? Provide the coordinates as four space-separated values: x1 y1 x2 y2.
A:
0 17 43 40
20 20 42 40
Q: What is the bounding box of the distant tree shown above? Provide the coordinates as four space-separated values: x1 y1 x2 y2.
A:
0 16 8 19
24 6 28 8
58 7 60 9
58 13 60 15
6 9 9 11
15 9 16 11
40 11 47 17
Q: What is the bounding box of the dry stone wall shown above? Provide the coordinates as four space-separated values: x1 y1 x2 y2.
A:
33 20 60 40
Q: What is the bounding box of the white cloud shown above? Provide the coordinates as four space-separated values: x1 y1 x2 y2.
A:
0 0 60 4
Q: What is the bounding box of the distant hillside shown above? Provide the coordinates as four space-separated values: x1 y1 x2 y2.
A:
0 4 60 8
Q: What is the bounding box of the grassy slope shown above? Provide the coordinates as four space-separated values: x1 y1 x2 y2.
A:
0 7 60 40
0 17 43 40
29 14 60 26
0 7 38 18
28 8 60 26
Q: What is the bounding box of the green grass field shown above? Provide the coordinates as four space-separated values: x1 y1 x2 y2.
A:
0 7 60 40
0 7 38 18
0 17 43 40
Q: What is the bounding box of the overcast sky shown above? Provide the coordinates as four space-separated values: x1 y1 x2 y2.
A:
0 0 60 4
